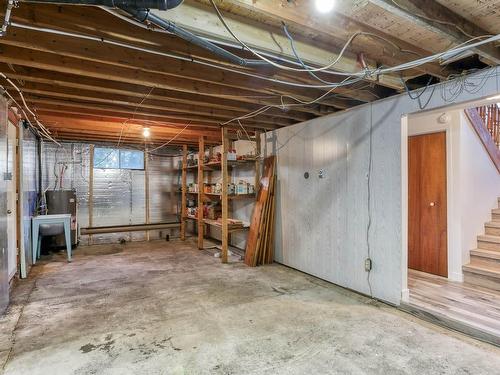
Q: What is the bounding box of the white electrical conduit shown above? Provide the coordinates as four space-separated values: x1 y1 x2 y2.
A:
0 72 61 144
208 0 500 77
3 87 59 144
0 0 15 36
99 6 363 79
10 21 365 91
147 121 191 153
11 21 500 94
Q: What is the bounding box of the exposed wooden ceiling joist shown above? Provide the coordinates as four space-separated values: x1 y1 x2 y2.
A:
0 0 496 145
187 0 451 80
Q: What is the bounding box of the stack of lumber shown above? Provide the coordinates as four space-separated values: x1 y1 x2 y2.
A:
244 156 276 267
205 218 245 230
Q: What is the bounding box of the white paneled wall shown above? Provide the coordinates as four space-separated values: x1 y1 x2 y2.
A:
265 67 500 305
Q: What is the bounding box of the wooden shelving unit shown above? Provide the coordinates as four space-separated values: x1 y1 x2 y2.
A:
180 131 260 263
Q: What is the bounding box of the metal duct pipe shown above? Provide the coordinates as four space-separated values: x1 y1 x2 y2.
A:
118 5 268 67
21 0 183 10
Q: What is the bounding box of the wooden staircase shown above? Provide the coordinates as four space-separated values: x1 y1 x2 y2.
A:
463 197 500 291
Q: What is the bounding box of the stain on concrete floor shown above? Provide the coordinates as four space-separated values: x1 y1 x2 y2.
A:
0 239 499 374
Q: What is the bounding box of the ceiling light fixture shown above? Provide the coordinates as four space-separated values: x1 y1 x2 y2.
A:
143 127 151 138
315 0 335 13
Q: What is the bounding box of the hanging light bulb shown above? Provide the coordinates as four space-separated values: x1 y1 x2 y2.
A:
315 0 335 13
143 127 151 138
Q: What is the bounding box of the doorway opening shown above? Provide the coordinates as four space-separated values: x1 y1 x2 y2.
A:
401 100 500 345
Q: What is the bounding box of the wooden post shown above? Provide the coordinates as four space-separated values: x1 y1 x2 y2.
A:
144 151 150 241
180 144 187 240
197 136 205 249
254 130 261 196
221 127 229 263
88 144 94 245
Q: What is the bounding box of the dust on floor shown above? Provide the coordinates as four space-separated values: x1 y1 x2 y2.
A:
0 239 499 375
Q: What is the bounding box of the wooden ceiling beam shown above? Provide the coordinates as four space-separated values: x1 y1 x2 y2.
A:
191 0 449 80
37 115 222 143
8 2 393 95
0 44 351 115
155 1 405 90
32 109 267 135
368 0 500 65
52 132 210 146
1 66 323 119
3 80 298 127
13 94 283 131
18 101 222 129
48 128 211 143
1 21 369 108
1 27 348 102
40 118 222 139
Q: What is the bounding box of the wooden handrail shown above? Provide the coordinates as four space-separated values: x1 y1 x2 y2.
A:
477 104 500 148
465 107 500 173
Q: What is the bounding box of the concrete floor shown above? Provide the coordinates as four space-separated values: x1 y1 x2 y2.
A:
0 240 499 375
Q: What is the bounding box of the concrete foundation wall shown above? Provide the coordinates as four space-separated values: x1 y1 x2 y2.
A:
264 67 500 305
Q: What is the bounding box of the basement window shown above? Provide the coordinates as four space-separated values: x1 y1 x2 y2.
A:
93 147 144 170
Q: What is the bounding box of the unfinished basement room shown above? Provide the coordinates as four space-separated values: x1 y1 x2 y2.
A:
0 0 499 374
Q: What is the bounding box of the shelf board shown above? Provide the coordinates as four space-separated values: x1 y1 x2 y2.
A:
203 218 249 232
202 193 255 200
182 159 257 172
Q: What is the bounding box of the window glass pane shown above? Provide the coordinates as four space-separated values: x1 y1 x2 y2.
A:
120 150 144 170
94 147 119 169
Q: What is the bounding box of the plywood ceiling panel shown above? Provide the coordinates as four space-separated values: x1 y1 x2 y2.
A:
435 0 500 34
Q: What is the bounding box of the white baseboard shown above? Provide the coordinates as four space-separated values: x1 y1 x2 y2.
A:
449 271 464 282
401 288 410 303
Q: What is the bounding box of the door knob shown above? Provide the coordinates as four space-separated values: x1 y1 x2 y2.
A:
429 202 436 207
7 209 12 214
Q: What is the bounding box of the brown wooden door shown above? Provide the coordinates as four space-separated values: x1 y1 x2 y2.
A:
408 132 448 277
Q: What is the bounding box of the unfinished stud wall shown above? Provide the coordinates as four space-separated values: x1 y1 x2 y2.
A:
264 67 500 305
41 142 179 245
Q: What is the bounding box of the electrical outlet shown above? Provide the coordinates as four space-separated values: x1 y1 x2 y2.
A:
364 258 372 272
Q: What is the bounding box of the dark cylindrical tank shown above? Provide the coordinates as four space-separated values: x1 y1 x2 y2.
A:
45 190 78 247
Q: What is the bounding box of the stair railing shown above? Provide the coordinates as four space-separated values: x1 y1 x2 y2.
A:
465 104 500 173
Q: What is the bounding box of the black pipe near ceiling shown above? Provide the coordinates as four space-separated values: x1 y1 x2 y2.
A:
22 0 183 10
19 0 269 67
118 5 267 67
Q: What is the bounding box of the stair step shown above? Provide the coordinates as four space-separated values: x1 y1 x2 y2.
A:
470 248 500 263
463 262 500 291
493 208 500 222
477 234 500 251
485 221 500 236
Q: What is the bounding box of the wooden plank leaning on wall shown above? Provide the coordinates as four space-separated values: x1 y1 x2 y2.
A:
180 144 187 241
197 136 205 249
